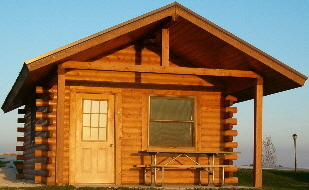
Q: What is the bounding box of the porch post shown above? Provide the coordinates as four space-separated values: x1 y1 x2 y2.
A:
56 67 65 185
253 77 263 188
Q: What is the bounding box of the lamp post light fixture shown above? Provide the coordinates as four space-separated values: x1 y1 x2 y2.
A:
292 134 297 172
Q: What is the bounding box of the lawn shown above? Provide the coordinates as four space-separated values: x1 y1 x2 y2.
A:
0 168 308 189
235 169 309 190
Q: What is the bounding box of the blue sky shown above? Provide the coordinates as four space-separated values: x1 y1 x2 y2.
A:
0 1 308 167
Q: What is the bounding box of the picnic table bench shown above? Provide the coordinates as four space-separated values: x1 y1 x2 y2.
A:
134 150 240 187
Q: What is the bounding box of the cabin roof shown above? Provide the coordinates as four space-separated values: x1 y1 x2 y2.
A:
2 2 307 112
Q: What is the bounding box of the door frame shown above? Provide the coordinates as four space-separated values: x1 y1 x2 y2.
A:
69 90 122 185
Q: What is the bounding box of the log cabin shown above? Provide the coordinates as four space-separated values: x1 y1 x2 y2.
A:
2 2 307 188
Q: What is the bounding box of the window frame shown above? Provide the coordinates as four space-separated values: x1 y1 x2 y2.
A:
148 95 196 149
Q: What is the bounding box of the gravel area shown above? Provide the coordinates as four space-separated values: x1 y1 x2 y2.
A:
0 155 43 187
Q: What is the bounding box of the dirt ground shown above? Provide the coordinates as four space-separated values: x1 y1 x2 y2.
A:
0 155 42 187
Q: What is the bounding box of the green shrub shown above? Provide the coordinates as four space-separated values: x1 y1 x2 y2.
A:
0 159 9 167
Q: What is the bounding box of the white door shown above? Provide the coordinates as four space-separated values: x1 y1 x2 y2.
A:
73 93 115 184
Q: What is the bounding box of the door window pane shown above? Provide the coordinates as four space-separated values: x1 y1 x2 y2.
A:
83 127 91 140
91 114 99 127
83 114 91 127
99 114 107 127
91 100 100 113
100 101 108 113
83 100 91 113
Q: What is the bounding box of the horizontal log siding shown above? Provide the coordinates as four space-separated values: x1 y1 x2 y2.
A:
121 89 143 184
33 86 57 184
119 89 234 185
19 87 55 181
27 85 71 185
65 45 237 185
222 95 238 180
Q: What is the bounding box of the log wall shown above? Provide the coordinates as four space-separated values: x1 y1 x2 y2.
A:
120 89 238 185
68 45 238 185
33 86 57 184
16 86 56 184
16 44 238 185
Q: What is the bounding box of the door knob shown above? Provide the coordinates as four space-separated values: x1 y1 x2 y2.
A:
110 144 114 147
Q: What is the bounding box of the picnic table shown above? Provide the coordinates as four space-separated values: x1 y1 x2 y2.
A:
134 150 240 187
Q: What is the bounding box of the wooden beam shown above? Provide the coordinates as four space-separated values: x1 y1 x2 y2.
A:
161 28 169 66
17 127 25 132
35 137 56 145
16 146 25 151
35 150 54 157
35 124 56 132
56 67 65 185
17 137 25 142
35 176 55 185
36 99 56 106
35 163 54 170
16 174 24 179
18 109 26 114
253 77 263 188
17 118 25 123
16 164 24 169
16 155 24 160
60 61 260 78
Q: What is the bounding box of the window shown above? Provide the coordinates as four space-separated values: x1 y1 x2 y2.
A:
82 99 108 141
149 96 195 148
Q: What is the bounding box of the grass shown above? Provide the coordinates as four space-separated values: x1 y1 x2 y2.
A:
0 169 308 189
235 169 309 190
0 186 158 190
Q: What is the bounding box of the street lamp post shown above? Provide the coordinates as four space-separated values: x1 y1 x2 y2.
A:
292 134 297 172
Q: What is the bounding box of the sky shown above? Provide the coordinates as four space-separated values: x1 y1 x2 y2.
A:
0 1 308 168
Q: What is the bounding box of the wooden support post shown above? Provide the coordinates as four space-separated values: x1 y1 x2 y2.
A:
161 28 169 67
56 67 65 185
253 77 263 188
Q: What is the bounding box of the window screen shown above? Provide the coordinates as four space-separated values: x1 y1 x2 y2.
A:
149 96 195 147
82 100 108 141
